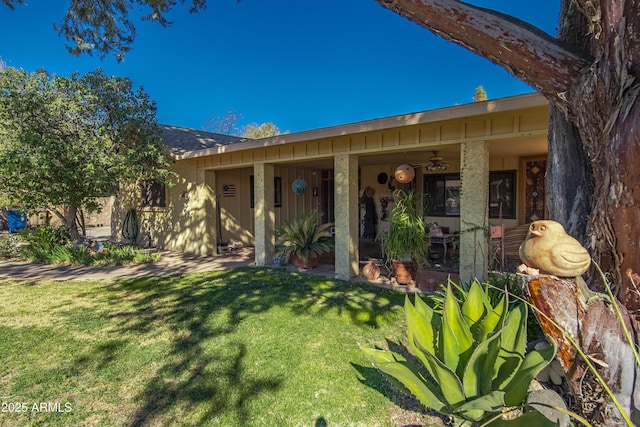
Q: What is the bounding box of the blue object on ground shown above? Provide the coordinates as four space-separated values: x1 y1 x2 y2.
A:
7 210 27 233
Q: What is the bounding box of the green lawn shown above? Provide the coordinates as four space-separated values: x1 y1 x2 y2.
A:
0 267 437 426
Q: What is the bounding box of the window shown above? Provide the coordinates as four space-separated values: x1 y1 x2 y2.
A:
424 170 516 218
250 176 282 208
489 171 516 218
140 180 166 208
424 174 460 216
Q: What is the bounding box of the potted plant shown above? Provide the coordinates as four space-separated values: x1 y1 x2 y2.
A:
272 252 286 267
380 189 428 286
275 210 334 269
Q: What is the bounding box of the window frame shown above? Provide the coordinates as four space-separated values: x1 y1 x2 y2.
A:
424 170 516 219
139 180 167 208
250 175 282 208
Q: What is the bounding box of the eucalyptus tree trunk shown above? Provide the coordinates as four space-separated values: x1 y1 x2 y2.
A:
546 0 594 280
560 0 640 313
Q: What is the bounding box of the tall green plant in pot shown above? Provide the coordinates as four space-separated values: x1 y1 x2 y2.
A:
275 210 334 269
381 189 427 285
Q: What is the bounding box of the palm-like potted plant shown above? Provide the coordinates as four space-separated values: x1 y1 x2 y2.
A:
381 189 428 286
275 210 334 269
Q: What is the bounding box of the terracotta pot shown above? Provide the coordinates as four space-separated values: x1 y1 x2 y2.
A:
361 261 381 281
392 259 417 285
291 253 320 269
418 277 439 292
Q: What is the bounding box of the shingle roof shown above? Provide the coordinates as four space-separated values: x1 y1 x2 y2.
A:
159 124 246 155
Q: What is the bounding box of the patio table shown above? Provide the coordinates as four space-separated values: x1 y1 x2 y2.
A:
429 234 457 263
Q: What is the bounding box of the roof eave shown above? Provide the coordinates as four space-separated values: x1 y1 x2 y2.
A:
174 92 548 161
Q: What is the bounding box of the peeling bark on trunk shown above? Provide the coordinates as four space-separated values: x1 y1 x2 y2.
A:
564 1 640 311
546 105 593 248
375 0 590 97
525 275 640 426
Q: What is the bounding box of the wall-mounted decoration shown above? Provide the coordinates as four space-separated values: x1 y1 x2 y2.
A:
394 164 415 183
313 187 318 197
377 172 388 185
387 177 397 191
292 176 308 195
223 184 236 197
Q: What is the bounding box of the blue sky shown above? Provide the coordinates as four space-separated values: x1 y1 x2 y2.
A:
0 1 559 134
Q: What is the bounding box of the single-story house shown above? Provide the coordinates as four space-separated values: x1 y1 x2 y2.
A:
113 92 550 282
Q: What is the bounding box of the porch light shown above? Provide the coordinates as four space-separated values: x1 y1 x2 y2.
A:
425 151 448 171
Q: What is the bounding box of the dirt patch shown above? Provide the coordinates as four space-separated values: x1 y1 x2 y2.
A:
385 392 449 426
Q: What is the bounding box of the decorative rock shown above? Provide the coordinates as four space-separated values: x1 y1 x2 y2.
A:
361 260 380 281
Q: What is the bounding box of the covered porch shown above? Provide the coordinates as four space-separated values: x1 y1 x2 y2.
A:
207 94 549 283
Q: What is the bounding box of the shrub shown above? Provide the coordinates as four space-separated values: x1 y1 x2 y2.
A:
361 280 558 425
47 245 95 265
18 225 71 262
0 234 20 259
17 226 159 266
19 225 71 246
275 211 333 263
94 243 160 266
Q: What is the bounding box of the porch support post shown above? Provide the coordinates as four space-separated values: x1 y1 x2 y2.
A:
254 162 275 266
459 141 489 282
204 170 217 256
334 154 359 279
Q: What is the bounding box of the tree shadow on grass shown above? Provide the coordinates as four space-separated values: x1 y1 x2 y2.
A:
353 339 450 426
128 341 280 426
68 266 404 425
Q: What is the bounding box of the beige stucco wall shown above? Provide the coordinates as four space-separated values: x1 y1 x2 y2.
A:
113 159 217 255
112 162 334 256
28 197 114 230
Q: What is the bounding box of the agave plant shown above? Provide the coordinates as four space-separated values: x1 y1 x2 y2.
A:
275 210 334 266
361 280 557 426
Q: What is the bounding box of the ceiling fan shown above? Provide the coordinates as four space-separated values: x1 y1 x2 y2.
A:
425 151 448 171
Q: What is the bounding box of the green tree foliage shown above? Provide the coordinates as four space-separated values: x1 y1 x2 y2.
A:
0 67 172 237
3 0 211 61
242 122 281 139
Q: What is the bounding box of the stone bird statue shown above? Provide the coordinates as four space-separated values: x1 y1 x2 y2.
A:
519 220 591 277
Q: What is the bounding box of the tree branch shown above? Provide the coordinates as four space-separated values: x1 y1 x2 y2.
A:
376 0 591 105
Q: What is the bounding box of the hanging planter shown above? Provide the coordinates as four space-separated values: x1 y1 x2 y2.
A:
394 164 415 184
292 176 308 195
